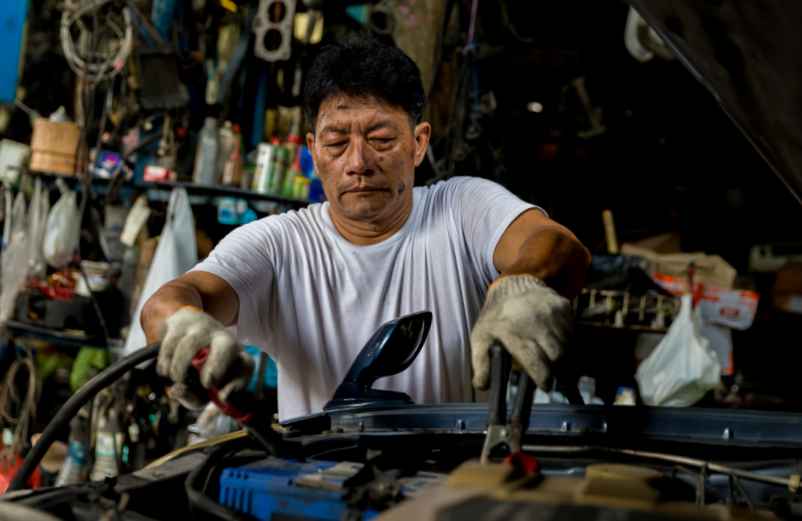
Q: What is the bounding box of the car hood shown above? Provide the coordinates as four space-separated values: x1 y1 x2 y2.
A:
626 0 802 204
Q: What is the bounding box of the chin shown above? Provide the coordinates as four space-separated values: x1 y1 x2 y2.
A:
344 206 385 222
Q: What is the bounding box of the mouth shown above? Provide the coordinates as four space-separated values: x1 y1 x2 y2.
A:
343 187 391 195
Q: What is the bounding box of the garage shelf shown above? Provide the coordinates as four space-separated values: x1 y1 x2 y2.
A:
6 320 116 350
28 171 309 209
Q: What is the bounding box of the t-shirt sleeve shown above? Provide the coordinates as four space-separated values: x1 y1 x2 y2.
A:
449 176 544 286
190 218 278 348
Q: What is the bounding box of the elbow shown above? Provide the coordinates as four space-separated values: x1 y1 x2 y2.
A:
556 235 591 299
139 290 163 342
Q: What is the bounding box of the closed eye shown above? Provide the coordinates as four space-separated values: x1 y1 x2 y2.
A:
369 137 395 148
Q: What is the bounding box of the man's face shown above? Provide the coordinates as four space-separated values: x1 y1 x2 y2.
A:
307 94 431 225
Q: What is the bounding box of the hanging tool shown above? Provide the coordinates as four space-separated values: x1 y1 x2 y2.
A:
480 344 536 465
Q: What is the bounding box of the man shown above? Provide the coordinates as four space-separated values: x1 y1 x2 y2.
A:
142 37 591 421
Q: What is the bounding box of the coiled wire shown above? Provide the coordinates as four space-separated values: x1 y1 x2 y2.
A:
60 0 133 84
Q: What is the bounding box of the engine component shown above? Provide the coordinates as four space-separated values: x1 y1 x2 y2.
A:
217 457 443 520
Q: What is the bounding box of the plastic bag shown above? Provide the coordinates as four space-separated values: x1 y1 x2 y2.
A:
124 188 197 356
636 295 721 406
0 193 29 325
27 178 50 277
43 179 80 268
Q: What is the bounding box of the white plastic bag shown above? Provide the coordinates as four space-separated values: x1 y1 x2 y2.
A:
124 188 197 356
43 180 81 268
636 295 721 406
0 193 29 324
27 178 50 278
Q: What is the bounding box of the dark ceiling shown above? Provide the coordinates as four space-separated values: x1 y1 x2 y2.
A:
438 0 802 273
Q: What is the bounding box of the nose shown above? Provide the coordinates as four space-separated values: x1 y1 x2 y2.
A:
344 137 374 177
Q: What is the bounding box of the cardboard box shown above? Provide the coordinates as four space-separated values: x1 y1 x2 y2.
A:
622 244 737 289
29 118 81 176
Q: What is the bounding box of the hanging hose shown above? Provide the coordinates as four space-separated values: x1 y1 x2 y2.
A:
7 344 160 492
0 355 39 461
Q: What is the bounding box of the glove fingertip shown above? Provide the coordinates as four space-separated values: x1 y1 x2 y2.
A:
168 383 207 410
156 359 168 377
532 371 554 393
218 378 245 404
200 364 216 389
472 369 489 390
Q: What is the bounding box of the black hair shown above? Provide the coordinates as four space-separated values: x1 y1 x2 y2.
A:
303 35 426 132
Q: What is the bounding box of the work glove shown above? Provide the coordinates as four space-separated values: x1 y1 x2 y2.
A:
471 274 573 391
157 306 254 410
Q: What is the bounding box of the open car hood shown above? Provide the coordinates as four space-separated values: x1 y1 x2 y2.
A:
627 0 802 204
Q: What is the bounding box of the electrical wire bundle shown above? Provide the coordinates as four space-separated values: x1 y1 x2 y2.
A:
60 0 133 85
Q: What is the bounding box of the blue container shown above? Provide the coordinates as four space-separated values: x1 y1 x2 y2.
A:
219 459 378 521
0 1 28 104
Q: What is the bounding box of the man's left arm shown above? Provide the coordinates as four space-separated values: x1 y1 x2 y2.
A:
471 209 591 391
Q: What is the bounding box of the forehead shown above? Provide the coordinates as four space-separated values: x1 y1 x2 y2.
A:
316 94 411 131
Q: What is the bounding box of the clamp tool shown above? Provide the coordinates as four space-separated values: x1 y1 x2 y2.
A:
480 343 537 464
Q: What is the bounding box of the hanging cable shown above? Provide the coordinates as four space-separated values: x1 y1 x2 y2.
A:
60 1 133 85
0 354 39 462
465 0 479 50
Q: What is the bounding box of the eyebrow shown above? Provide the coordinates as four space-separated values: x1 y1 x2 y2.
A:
320 125 348 135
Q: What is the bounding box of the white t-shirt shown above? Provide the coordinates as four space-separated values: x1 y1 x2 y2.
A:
193 176 535 420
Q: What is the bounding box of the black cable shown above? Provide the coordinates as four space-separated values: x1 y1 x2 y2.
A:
76 81 113 346
8 343 160 491
185 443 254 521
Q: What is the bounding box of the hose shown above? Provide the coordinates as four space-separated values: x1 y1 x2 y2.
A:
7 344 160 492
0 355 39 456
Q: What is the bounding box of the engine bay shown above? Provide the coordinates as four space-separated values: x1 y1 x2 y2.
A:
9 424 802 521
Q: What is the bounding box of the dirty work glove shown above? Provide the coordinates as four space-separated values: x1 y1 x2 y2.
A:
471 274 573 391
157 306 253 410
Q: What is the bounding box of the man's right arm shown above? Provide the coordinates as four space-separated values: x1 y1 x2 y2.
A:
141 271 252 409
141 271 239 344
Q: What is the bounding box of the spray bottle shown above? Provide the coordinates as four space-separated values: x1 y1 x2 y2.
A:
55 414 91 486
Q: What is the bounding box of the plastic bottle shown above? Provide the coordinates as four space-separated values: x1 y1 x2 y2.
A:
221 124 243 187
55 415 91 486
269 139 289 196
217 121 234 182
90 413 123 481
192 117 220 186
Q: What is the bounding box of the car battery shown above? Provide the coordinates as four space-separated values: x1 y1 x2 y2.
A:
219 458 444 520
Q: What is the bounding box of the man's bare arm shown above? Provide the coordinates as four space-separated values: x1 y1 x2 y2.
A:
141 271 239 344
493 209 591 298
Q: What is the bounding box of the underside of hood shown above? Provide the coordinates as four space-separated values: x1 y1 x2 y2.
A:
626 0 802 205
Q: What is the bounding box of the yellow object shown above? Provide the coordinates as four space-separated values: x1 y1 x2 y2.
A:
144 430 248 470
220 0 237 13
602 209 619 254
294 12 324 44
